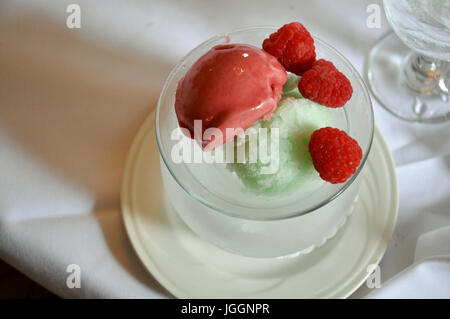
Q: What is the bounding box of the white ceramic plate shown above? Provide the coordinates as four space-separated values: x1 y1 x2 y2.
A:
121 110 399 298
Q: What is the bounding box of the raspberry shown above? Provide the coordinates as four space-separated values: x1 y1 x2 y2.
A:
298 59 353 107
308 127 362 184
263 22 316 75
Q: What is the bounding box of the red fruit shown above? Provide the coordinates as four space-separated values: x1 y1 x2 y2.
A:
309 127 362 184
263 22 316 75
298 59 353 107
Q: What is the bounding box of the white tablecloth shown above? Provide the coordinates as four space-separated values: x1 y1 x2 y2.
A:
1 0 449 298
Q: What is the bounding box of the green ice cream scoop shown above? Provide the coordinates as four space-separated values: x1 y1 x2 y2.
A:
227 92 332 194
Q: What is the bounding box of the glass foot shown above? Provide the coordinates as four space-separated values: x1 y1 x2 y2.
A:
367 32 450 123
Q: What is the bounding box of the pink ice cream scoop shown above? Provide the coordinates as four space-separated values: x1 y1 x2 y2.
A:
175 44 287 151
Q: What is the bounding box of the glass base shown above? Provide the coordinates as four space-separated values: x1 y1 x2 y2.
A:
367 32 450 123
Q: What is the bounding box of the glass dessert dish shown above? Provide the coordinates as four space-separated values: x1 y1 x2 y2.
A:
156 26 374 258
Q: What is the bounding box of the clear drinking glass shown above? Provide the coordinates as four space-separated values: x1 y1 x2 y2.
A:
367 0 450 123
156 27 374 258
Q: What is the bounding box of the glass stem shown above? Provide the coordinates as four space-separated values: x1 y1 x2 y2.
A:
404 53 443 95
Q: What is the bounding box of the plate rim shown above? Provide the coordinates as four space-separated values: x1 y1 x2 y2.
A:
121 109 399 299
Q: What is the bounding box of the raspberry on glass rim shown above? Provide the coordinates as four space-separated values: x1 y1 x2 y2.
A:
263 22 316 76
